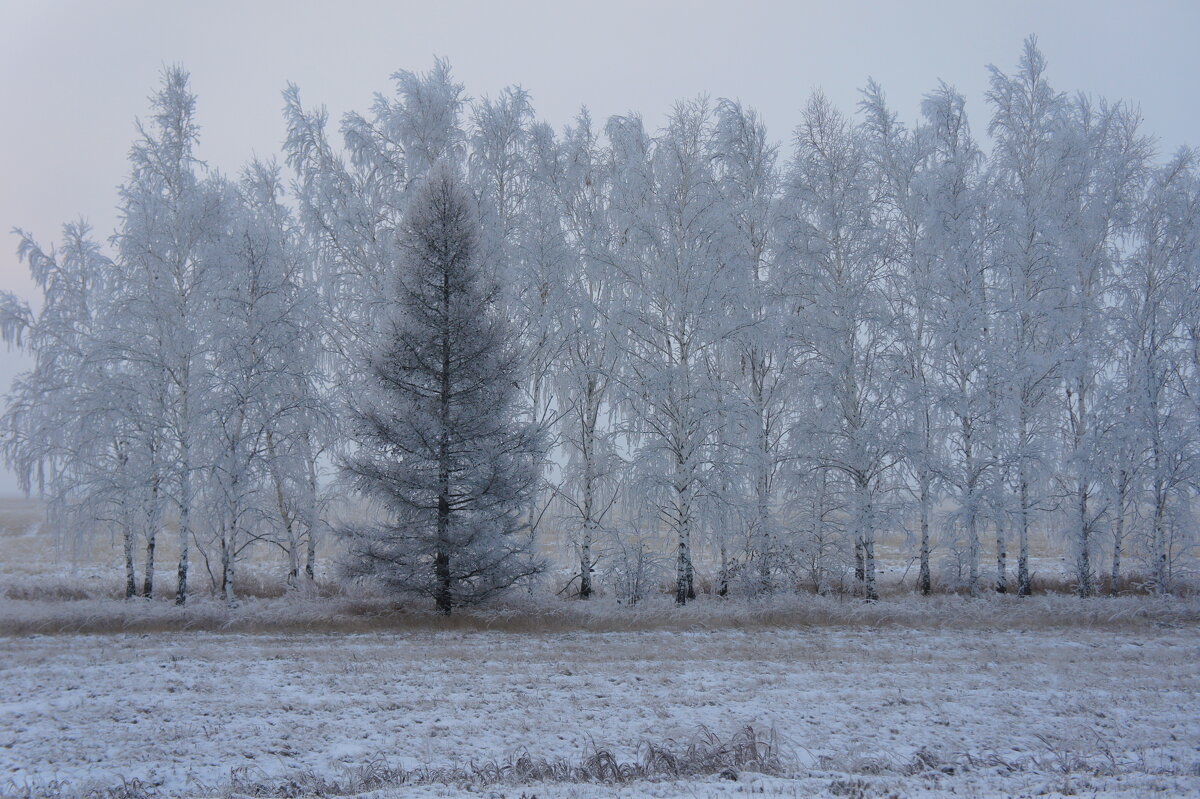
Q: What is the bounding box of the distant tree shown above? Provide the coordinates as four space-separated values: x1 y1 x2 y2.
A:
1115 151 1200 594
544 109 624 599
779 92 900 602
712 98 787 594
202 162 328 602
607 101 741 605
918 83 993 596
860 81 941 596
2 224 139 595
112 67 228 605
986 38 1071 597
340 164 545 614
1052 96 1148 597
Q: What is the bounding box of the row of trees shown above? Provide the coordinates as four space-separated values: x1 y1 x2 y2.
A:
4 39 1198 608
2 70 326 603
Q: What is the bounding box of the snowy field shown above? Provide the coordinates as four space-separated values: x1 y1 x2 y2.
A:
2 496 1200 797
3 619 1199 798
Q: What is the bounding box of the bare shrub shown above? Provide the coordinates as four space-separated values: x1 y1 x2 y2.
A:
603 527 668 605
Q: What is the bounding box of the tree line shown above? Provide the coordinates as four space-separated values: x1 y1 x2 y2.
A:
3 38 1198 609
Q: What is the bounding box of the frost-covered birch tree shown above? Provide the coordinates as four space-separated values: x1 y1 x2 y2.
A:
202 162 328 602
1 225 143 594
114 66 223 604
544 110 624 598
860 82 943 595
918 83 994 595
284 58 466 407
607 101 739 604
986 38 1072 597
470 88 556 429
242 164 329 586
779 93 899 601
474 103 569 543
1053 97 1149 596
712 99 788 593
1116 152 1200 594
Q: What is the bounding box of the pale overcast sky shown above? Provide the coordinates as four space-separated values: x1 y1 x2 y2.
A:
1 0 1197 493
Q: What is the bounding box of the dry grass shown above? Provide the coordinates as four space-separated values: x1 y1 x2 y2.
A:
6 725 1198 799
225 726 783 795
1 779 158 799
0 727 783 799
1 585 1197 637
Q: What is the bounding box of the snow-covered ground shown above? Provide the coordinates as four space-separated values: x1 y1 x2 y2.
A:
3 498 1198 797
3 623 1198 798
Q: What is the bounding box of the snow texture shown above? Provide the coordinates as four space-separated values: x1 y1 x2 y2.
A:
2 624 1197 798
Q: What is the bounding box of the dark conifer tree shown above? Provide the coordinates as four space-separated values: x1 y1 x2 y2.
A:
341 163 544 613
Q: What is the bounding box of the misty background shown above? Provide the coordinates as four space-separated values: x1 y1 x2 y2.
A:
1 0 1197 495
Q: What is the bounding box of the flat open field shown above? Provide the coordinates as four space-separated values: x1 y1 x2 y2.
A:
2 622 1198 798
3 497 1199 797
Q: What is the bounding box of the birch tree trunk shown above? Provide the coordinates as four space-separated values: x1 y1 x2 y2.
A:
918 474 931 595
304 440 319 581
142 471 160 598
117 441 137 599
579 418 596 599
865 484 878 602
1069 383 1094 597
175 432 192 606
752 353 773 594
1017 405 1032 597
994 514 1007 594
1152 474 1169 596
674 466 695 605
1110 470 1127 596
266 431 300 586
967 502 980 596
220 512 236 605
1076 475 1093 597
576 375 602 599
